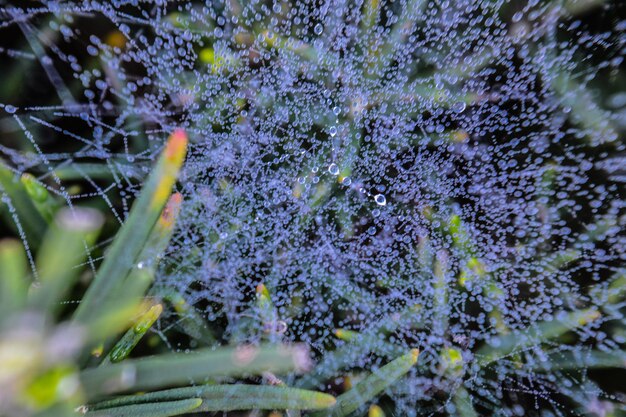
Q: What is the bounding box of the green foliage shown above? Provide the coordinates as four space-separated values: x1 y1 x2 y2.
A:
89 385 336 412
310 350 419 417
0 161 47 248
80 345 312 399
84 398 203 417
0 0 624 415
73 130 188 325
0 130 337 417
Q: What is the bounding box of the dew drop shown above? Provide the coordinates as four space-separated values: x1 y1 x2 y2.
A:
374 194 387 206
328 163 339 175
452 102 466 114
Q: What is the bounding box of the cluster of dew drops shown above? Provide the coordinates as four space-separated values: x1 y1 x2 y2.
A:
1 0 626 415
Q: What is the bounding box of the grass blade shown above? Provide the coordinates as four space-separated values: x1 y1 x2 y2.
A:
158 288 217 346
311 349 419 417
528 350 626 372
0 238 29 315
550 68 617 145
298 306 420 389
606 271 626 305
477 309 601 366
80 344 311 399
20 173 56 223
73 130 188 324
433 250 450 336
101 303 164 365
90 385 336 411
85 398 202 417
0 161 47 247
453 386 479 417
52 163 143 181
83 301 148 346
134 192 183 274
111 192 184 310
28 208 104 315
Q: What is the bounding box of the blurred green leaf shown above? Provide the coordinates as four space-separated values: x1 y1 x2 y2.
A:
158 288 217 346
310 349 419 417
453 387 479 417
73 130 188 324
529 350 626 372
111 192 184 310
0 238 29 315
85 398 202 417
52 163 144 181
477 309 601 366
28 208 103 316
22 366 80 411
0 161 47 247
298 306 420 389
20 173 56 223
90 385 336 412
547 59 617 145
80 344 310 399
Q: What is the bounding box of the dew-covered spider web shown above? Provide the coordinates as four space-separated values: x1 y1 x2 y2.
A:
0 0 625 415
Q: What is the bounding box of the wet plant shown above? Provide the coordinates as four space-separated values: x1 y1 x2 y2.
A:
0 0 625 416
0 131 345 416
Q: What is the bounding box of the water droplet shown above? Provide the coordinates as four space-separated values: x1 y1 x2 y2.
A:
4 105 16 114
314 23 323 35
329 126 337 137
328 163 339 175
274 320 288 334
374 194 386 206
452 102 466 114
341 176 351 185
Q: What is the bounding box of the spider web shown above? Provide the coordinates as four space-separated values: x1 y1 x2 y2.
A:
0 0 625 416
